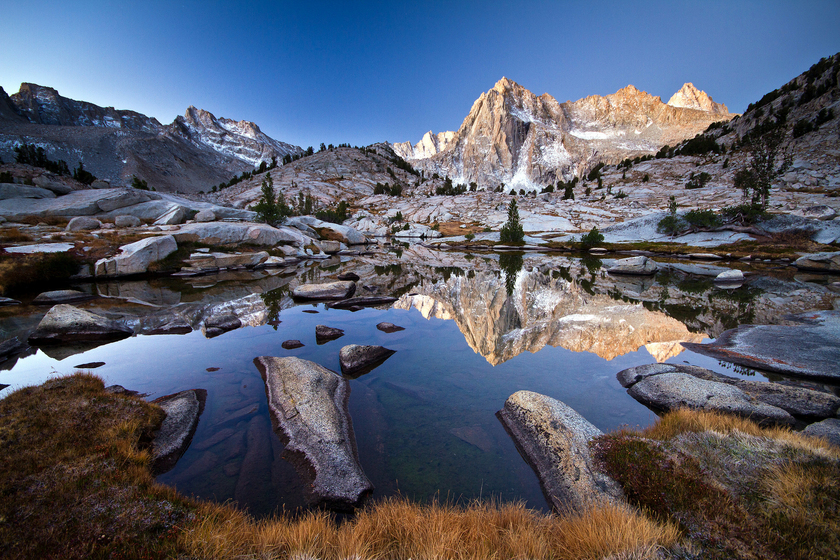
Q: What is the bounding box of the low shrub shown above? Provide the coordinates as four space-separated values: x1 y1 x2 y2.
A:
685 171 711 189
580 226 604 248
684 208 721 228
0 227 33 243
657 215 684 236
721 203 768 225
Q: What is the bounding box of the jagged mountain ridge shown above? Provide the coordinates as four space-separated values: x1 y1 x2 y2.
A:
0 83 302 193
392 78 735 190
8 83 162 132
169 106 301 168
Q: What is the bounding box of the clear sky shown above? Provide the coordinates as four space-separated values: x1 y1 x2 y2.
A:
2 1 838 150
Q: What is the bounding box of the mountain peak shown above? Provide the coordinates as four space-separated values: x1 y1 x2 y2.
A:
667 83 730 114
493 77 522 94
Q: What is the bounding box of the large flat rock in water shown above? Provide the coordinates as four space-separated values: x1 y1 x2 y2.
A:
681 310 840 380
172 222 307 247
618 363 839 420
292 281 356 300
151 389 207 475
628 372 794 426
254 356 372 510
496 390 624 513
27 304 133 344
94 235 178 277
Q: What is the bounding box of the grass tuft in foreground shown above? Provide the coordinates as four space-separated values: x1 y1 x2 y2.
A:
181 496 679 560
593 409 840 560
0 373 193 559
7 376 837 559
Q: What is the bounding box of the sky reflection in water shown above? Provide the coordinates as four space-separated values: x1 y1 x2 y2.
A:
0 254 814 516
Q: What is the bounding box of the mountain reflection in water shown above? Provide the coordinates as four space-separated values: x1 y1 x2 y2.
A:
394 267 705 365
1 248 837 516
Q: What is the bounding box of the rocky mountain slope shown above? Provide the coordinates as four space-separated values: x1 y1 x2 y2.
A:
0 84 302 193
392 78 735 191
589 52 840 219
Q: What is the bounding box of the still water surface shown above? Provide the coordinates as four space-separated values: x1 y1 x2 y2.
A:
0 251 832 515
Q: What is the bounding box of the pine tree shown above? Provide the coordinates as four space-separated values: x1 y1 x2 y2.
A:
499 200 524 243
254 175 280 225
734 128 791 209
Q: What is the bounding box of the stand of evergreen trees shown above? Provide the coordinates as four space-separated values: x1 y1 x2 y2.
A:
14 143 70 176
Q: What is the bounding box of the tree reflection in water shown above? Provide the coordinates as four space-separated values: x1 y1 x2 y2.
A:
499 252 524 296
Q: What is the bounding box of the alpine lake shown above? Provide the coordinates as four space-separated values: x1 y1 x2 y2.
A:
1 243 838 517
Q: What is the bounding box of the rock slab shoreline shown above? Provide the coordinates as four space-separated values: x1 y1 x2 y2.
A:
254 355 372 510
496 390 624 513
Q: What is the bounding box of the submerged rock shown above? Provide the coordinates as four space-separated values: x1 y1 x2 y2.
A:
496 391 624 513
146 316 192 335
681 310 840 380
28 304 133 344
254 356 373 510
281 340 304 349
339 344 396 377
315 325 345 344
204 312 242 338
376 322 405 333
32 289 93 305
794 251 840 272
151 388 207 475
292 281 356 300
0 337 26 362
329 296 397 309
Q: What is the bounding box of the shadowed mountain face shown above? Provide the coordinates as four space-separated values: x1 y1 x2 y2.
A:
0 84 301 193
392 78 735 191
393 267 705 365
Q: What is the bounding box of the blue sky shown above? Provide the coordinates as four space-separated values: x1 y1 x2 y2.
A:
2 1 838 149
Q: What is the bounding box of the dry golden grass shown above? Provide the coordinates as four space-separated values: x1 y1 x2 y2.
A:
436 221 486 236
0 251 82 295
595 408 840 559
17 215 69 227
0 373 195 559
181 497 678 560
0 226 33 243
642 408 840 458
